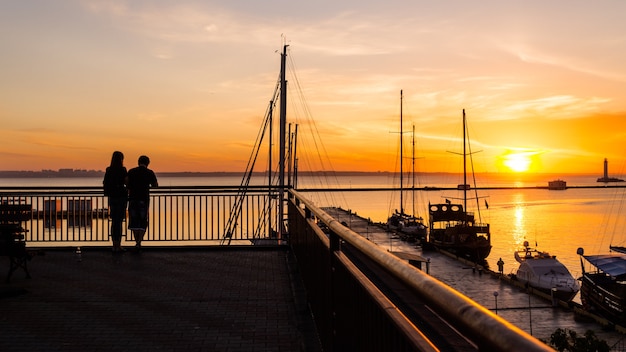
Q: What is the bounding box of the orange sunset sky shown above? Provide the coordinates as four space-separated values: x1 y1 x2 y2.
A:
2 1 626 175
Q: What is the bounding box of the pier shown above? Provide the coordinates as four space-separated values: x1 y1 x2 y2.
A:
0 247 320 352
323 206 626 346
0 186 578 350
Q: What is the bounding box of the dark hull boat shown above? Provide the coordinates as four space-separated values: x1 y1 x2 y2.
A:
428 110 491 262
428 203 491 261
578 249 626 324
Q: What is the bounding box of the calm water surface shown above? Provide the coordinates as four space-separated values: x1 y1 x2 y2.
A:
3 173 626 293
299 173 626 295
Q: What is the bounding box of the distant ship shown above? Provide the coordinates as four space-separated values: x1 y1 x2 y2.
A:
597 158 624 183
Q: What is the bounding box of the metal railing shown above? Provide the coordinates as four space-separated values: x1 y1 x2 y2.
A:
0 186 280 246
288 189 552 352
2 184 554 350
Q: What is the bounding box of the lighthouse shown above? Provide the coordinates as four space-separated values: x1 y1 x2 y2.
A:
597 158 624 183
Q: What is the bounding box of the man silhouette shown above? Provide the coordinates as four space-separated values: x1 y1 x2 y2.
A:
127 155 158 251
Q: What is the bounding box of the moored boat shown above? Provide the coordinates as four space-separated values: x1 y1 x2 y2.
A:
386 90 427 243
387 210 427 242
577 247 626 324
427 110 491 262
513 241 579 301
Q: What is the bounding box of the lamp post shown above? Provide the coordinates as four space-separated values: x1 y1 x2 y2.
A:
527 284 533 336
493 291 499 315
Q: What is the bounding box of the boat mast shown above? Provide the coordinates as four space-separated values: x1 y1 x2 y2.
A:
400 90 404 215
292 124 299 188
268 99 274 237
412 124 416 217
287 123 292 188
278 44 288 239
463 109 467 219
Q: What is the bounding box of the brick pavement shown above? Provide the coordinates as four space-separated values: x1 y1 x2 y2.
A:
0 247 321 352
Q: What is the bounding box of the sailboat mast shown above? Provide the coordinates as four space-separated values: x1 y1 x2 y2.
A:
268 100 274 237
412 124 416 217
462 109 467 214
278 44 288 239
292 124 299 188
400 90 404 215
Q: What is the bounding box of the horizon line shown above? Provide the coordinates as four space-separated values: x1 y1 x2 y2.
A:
0 169 604 176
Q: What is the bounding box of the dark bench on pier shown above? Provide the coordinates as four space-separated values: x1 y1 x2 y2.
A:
0 204 34 282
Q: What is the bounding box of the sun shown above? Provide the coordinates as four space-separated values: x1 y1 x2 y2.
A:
504 153 531 172
499 150 542 173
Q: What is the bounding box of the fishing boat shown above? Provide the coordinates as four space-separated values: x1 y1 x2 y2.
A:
512 241 579 301
386 90 427 243
427 110 491 261
577 247 626 324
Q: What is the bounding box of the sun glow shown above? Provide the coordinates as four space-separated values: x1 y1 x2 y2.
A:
499 150 542 173
505 154 531 172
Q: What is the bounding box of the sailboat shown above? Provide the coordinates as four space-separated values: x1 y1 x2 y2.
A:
387 90 427 243
427 110 492 261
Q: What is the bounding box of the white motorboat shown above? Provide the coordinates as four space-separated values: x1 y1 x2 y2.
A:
513 241 580 301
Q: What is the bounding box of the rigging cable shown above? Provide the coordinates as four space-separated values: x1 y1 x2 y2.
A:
286 52 350 210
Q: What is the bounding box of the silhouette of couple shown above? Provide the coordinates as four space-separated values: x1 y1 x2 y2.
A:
103 152 158 253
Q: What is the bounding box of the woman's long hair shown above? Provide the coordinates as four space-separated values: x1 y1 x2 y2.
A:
110 151 124 168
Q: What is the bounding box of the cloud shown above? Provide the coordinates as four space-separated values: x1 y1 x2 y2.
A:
503 95 611 119
78 1 420 58
505 43 626 83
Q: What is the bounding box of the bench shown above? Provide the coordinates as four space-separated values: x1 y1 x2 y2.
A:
0 204 34 282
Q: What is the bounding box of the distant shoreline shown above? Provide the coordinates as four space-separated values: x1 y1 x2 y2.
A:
0 169 602 179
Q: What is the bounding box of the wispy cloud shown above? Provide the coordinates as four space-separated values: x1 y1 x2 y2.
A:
503 95 610 119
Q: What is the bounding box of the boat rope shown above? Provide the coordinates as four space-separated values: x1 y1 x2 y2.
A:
222 79 281 245
222 46 348 244
284 51 350 209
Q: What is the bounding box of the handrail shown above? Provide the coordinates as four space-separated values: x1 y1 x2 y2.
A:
290 189 551 351
0 186 280 245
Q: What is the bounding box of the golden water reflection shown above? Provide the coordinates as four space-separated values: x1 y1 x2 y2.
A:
512 192 526 247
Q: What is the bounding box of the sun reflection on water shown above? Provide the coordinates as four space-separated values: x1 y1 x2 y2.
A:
512 193 527 246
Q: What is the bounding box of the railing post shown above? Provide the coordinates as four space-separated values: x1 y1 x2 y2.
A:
329 229 339 352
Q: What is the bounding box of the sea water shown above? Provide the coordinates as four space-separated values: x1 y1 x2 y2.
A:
2 173 625 285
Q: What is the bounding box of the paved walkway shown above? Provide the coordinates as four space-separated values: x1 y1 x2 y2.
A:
324 207 626 348
0 247 322 352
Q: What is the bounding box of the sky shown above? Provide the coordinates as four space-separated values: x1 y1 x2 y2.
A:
2 0 626 175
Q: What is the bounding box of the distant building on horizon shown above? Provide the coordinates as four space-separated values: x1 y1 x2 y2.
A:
597 158 624 183
548 179 567 190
